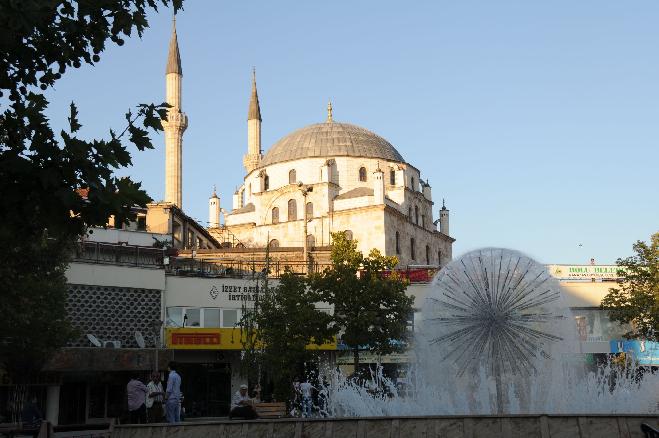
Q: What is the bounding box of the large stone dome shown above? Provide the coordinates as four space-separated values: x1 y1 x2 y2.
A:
259 121 405 167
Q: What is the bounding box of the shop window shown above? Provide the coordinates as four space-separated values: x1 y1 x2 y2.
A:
306 202 313 218
359 167 367 182
288 199 297 221
272 207 279 224
223 309 238 327
204 308 221 328
289 169 297 184
410 238 416 261
166 307 183 327
185 308 201 327
395 231 400 254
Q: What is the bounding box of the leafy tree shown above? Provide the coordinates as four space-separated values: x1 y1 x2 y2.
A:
310 232 414 373
601 232 659 341
239 270 335 401
0 0 182 381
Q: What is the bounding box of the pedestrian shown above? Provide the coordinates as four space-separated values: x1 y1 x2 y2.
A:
165 361 182 423
146 372 164 423
229 384 257 420
126 373 147 424
299 377 313 418
20 394 43 429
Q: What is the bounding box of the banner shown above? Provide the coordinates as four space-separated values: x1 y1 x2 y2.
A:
547 265 626 280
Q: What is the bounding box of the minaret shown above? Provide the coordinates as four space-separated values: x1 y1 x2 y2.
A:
209 186 221 228
439 199 449 235
162 16 188 208
243 69 262 173
373 163 385 204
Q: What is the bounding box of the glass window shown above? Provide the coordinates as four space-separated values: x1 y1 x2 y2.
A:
203 308 221 328
185 308 201 327
389 170 395 185
359 167 367 182
289 169 297 184
166 307 183 327
272 207 279 224
223 309 238 328
288 199 297 221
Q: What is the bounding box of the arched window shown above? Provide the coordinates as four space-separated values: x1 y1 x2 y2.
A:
395 231 400 254
271 207 279 224
359 167 367 182
344 230 353 241
288 169 297 185
264 174 270 191
421 214 426 228
408 207 412 221
425 245 430 265
306 202 313 218
438 250 442 266
248 184 252 196
410 177 415 191
415 206 419 225
269 239 279 248
410 238 416 261
306 234 315 248
288 199 297 221
390 169 396 185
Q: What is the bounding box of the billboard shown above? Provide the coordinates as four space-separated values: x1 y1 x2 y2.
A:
547 265 626 280
610 340 659 366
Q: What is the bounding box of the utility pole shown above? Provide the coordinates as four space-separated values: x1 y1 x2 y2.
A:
298 183 313 272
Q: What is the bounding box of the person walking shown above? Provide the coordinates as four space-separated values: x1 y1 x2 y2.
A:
126 374 147 424
146 372 164 423
164 362 182 423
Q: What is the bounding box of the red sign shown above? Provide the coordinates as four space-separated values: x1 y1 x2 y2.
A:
380 268 438 283
171 332 221 346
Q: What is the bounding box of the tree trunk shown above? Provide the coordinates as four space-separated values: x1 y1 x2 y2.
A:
353 348 360 377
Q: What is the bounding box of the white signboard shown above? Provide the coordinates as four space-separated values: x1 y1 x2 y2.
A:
547 265 625 280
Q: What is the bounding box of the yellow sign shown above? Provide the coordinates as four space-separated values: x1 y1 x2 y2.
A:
165 328 336 351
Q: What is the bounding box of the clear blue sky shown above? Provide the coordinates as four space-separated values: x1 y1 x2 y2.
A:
46 1 659 264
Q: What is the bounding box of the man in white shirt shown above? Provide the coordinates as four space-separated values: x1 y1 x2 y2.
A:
165 362 182 423
229 384 257 420
146 372 164 423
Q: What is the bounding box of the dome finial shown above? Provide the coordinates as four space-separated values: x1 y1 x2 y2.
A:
326 100 333 123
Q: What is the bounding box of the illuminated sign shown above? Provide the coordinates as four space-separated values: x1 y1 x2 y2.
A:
171 331 221 346
166 328 337 351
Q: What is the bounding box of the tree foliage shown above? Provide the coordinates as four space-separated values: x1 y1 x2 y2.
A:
601 232 659 341
0 0 182 380
239 271 334 401
310 232 414 372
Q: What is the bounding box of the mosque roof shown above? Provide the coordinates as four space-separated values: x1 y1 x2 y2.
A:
259 121 405 167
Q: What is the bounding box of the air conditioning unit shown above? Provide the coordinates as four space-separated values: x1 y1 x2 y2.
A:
104 340 121 348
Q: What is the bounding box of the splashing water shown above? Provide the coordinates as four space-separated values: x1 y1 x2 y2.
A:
324 249 659 416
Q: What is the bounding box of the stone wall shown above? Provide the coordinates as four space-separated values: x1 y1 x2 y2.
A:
111 415 658 438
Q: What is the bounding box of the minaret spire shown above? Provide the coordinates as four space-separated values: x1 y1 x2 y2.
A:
247 67 262 121
244 68 262 173
327 100 333 123
162 14 188 208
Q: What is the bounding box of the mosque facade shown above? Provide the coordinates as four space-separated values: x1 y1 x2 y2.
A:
162 20 454 267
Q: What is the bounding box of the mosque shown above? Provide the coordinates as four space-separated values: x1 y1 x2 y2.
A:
158 19 454 268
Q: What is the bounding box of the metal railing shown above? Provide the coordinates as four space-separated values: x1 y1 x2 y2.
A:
167 257 332 279
73 241 164 267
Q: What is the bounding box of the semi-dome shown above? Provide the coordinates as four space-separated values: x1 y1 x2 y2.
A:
259 121 405 167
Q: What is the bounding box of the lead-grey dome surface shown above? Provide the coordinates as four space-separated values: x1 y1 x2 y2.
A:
259 122 405 167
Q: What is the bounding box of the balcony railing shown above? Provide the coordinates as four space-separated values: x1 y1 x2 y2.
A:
166 257 331 279
73 241 164 267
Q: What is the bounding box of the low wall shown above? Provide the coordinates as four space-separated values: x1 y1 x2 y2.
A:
112 415 659 438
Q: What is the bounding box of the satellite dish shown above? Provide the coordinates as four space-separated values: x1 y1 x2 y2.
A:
135 331 146 349
87 334 102 347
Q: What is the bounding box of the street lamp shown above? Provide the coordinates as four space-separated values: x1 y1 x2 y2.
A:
298 183 313 270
